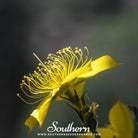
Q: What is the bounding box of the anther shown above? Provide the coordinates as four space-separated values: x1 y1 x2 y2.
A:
79 49 81 52
38 63 41 66
48 54 51 57
62 49 65 53
58 50 61 54
34 71 37 73
66 48 70 52
17 93 20 97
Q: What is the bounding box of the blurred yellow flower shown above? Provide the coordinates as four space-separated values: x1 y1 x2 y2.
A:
108 100 134 138
83 101 134 138
17 47 120 131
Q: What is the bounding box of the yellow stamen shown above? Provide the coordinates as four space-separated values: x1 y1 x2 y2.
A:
19 47 91 104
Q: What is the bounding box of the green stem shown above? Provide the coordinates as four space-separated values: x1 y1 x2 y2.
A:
65 89 101 137
75 105 101 138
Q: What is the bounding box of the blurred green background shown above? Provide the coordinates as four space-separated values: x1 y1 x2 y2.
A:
0 0 138 138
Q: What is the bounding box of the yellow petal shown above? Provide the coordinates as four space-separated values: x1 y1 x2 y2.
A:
72 80 86 99
24 116 37 132
109 100 134 138
25 97 52 131
56 80 86 103
78 55 121 79
65 80 86 100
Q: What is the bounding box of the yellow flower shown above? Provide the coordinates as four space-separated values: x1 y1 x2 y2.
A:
82 101 134 138
17 47 120 131
107 100 134 138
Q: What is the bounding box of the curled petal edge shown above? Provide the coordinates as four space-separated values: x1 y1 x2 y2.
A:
25 97 52 132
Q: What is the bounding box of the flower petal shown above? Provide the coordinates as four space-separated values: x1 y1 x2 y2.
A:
78 55 121 79
72 80 86 99
25 97 52 131
109 100 134 138
56 80 86 103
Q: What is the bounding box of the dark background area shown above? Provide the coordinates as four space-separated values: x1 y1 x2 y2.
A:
0 0 138 138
